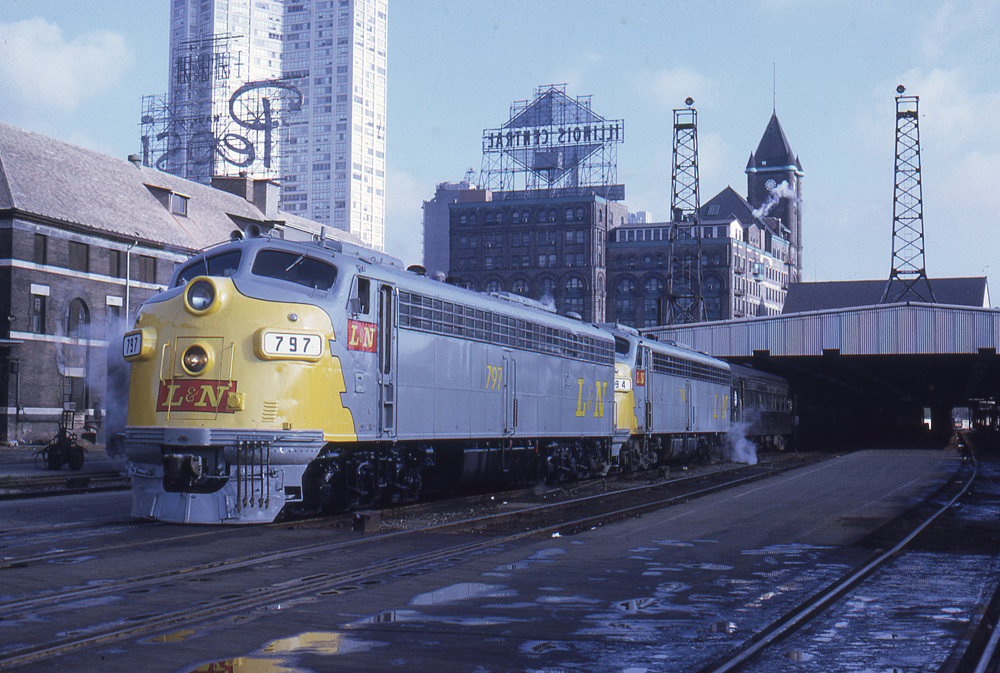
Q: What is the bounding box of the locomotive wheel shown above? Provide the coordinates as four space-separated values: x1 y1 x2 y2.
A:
45 445 65 471
67 446 85 471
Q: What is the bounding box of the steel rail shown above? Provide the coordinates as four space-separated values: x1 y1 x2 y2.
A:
695 452 978 673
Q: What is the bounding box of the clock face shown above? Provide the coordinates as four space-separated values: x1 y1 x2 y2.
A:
764 178 777 191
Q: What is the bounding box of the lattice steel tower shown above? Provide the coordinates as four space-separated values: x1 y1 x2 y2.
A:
881 87 936 304
666 100 706 324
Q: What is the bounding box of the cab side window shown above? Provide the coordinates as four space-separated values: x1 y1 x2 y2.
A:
354 278 371 315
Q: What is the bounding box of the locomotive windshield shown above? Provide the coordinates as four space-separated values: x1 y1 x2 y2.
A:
174 250 243 287
614 336 632 357
251 249 337 291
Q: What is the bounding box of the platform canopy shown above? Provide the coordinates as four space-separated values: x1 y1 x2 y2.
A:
645 302 1000 449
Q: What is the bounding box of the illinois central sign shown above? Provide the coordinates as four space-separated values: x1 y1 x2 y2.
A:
485 122 623 150
482 85 624 186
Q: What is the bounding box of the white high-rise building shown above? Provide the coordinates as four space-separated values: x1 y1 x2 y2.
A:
163 0 387 250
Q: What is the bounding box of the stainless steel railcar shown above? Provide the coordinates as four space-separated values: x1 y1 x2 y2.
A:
123 233 617 523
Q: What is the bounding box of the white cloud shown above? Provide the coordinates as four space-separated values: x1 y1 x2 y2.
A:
0 17 132 112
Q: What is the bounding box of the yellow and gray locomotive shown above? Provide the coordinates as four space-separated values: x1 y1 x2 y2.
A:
123 233 616 523
122 233 792 524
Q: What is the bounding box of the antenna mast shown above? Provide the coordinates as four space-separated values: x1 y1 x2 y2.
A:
880 86 936 304
666 99 705 324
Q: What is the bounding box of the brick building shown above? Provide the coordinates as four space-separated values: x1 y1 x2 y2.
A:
448 190 627 323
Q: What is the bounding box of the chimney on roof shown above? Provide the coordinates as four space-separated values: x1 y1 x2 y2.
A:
253 179 280 219
127 154 142 168
211 175 253 200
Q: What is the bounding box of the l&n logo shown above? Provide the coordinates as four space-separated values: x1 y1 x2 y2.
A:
347 319 378 353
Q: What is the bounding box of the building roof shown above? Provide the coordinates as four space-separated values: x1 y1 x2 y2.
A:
746 112 803 173
783 278 991 314
699 186 788 239
0 121 358 252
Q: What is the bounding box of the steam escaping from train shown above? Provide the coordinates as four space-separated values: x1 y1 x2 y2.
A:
726 420 758 465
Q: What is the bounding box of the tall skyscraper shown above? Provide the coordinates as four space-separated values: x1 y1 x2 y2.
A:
149 0 387 250
280 0 388 249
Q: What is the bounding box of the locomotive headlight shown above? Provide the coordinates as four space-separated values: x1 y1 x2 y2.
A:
186 280 215 312
181 344 211 375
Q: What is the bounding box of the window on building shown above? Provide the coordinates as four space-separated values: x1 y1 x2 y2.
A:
643 277 665 327
109 249 123 278
170 193 189 216
64 375 88 413
30 293 46 334
485 279 502 293
576 207 585 220
537 277 555 300
138 255 157 283
34 234 47 265
66 298 90 339
511 279 529 296
615 278 637 326
704 275 723 321
68 241 89 273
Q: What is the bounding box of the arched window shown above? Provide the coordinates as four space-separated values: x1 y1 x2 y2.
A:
642 277 664 327
548 209 557 222
628 255 637 270
537 277 556 301
459 214 467 225
511 279 529 295
704 275 724 321
565 276 586 316
575 207 585 220
484 279 502 293
713 252 722 266
565 208 573 220
643 255 652 268
656 254 665 268
511 211 520 223
66 298 90 338
615 278 637 326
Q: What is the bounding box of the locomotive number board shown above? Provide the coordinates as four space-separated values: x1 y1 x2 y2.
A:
256 329 325 360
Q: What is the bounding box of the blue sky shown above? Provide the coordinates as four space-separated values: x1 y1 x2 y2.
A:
1 0 998 301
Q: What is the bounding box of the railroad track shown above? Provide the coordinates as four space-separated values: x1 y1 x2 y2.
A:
0 458 813 670
0 471 130 500
692 439 1000 673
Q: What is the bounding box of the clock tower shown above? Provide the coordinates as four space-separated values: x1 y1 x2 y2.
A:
746 112 804 282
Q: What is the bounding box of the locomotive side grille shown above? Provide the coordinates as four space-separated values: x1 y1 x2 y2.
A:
262 401 279 423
